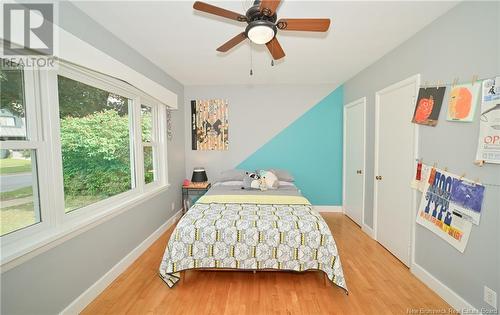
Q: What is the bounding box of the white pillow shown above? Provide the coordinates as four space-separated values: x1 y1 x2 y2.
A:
268 169 294 182
216 181 244 186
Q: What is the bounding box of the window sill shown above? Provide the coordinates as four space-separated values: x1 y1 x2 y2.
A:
1 184 171 273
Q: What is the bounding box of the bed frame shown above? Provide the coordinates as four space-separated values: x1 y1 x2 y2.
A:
178 268 331 286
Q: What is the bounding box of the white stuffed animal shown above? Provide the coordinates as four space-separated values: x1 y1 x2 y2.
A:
260 170 279 189
259 177 268 191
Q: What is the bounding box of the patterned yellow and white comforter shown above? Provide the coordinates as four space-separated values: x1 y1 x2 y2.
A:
159 193 347 292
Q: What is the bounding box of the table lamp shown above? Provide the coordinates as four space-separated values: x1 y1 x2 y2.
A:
191 167 208 187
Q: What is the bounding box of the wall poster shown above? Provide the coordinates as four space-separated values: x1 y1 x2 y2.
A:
191 99 229 151
476 77 500 163
416 167 485 252
411 161 432 192
411 87 446 126
446 83 480 122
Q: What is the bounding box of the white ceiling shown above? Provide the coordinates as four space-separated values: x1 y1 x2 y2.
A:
73 1 458 86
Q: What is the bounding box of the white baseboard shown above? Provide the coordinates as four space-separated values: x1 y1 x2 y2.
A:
315 205 343 213
411 262 478 314
362 223 375 239
61 209 183 315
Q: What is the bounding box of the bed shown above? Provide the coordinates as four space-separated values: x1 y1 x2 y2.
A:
159 181 347 292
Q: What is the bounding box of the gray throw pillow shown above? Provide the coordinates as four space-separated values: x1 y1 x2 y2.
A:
217 169 246 182
269 169 294 182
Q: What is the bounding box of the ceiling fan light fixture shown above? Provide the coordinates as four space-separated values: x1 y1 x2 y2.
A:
246 20 276 45
192 1 331 60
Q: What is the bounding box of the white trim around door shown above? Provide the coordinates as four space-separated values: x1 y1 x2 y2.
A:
373 74 420 267
343 97 367 233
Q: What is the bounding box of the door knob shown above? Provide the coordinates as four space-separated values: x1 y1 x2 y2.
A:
376 176 383 180
356 170 363 174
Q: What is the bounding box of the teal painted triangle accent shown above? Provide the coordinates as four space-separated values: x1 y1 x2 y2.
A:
237 86 343 205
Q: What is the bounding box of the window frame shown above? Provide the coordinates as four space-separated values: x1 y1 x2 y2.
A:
0 65 52 240
140 102 160 186
1 61 171 269
55 64 140 223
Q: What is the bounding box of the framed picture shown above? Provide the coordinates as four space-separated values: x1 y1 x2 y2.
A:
191 99 229 150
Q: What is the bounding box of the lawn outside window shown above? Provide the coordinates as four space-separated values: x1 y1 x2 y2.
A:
0 61 170 269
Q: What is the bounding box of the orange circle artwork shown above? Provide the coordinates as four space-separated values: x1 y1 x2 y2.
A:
448 87 472 119
414 96 434 123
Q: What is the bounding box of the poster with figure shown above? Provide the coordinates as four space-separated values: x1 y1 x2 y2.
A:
416 168 480 252
475 77 500 163
191 99 229 150
411 87 446 126
446 83 480 122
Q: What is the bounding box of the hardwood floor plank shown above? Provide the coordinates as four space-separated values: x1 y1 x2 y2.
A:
82 213 451 314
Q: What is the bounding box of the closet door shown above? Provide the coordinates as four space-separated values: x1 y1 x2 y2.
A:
343 98 366 226
374 75 419 266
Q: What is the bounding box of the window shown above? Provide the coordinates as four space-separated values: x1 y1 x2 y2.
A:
0 61 42 237
0 150 41 236
57 75 134 212
0 61 171 266
141 104 157 184
0 63 27 141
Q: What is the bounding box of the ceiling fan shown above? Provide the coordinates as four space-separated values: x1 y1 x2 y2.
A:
193 0 331 60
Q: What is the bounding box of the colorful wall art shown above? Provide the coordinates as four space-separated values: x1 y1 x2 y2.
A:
416 167 485 252
411 87 446 126
446 83 480 122
191 99 229 151
476 77 500 163
449 179 485 225
411 161 433 192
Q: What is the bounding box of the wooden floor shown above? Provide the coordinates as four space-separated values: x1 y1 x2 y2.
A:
82 213 450 314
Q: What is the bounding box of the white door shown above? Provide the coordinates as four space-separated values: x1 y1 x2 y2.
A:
343 98 366 226
375 75 419 266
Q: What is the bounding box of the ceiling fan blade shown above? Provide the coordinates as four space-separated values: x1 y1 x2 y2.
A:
217 33 247 52
277 18 331 32
259 0 281 16
266 37 285 60
193 1 247 22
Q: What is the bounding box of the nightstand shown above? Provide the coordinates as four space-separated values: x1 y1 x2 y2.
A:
182 182 211 214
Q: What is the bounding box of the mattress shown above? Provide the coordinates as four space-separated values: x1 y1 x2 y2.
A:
158 182 347 292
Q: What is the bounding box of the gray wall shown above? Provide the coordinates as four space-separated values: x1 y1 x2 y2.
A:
2 1 498 313
1 3 185 314
344 1 500 310
184 84 336 180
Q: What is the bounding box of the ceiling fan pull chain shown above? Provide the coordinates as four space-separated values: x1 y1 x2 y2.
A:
250 42 254 76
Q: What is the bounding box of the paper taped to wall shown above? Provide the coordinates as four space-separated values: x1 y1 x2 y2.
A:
475 77 500 164
411 162 432 192
416 168 485 252
446 83 480 122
